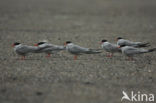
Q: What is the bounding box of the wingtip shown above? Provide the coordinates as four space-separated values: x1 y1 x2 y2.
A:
148 48 156 52
139 42 151 47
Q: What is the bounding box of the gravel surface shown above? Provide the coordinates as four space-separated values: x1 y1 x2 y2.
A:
0 0 156 103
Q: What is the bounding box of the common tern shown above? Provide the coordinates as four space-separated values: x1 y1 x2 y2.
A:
12 42 39 60
64 41 101 60
34 42 65 58
117 37 150 47
119 45 156 60
101 40 121 57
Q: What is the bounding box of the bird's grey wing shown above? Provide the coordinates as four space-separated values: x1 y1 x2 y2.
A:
70 45 89 54
70 45 101 54
46 45 65 51
36 44 54 53
24 46 42 53
16 45 32 54
117 39 128 45
134 42 150 47
123 40 147 47
41 44 53 49
123 40 136 46
104 44 120 52
118 39 134 46
53 45 66 50
111 44 121 52
38 45 65 54
124 47 147 55
103 44 113 52
43 44 65 50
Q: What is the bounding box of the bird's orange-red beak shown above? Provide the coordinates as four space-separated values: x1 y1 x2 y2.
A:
12 44 15 47
64 42 67 46
99 42 103 44
118 46 120 48
34 44 38 46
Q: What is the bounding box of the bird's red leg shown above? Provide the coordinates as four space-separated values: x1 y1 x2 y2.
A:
107 53 113 57
21 56 25 60
110 53 113 57
107 53 110 57
74 55 77 60
128 57 133 61
46 54 51 58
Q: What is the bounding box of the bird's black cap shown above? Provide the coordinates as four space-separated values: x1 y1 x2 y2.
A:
117 37 123 40
120 44 126 47
14 42 20 45
37 42 46 45
66 41 72 44
101 40 107 42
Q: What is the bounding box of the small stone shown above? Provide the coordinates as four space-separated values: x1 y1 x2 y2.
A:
36 92 43 96
12 77 17 80
1 89 6 93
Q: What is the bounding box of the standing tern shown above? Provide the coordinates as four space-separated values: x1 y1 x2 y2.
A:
117 37 150 47
64 41 101 60
12 42 39 60
34 42 65 58
119 45 156 60
101 40 121 57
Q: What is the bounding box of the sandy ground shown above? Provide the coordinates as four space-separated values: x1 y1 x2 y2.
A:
0 0 156 103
